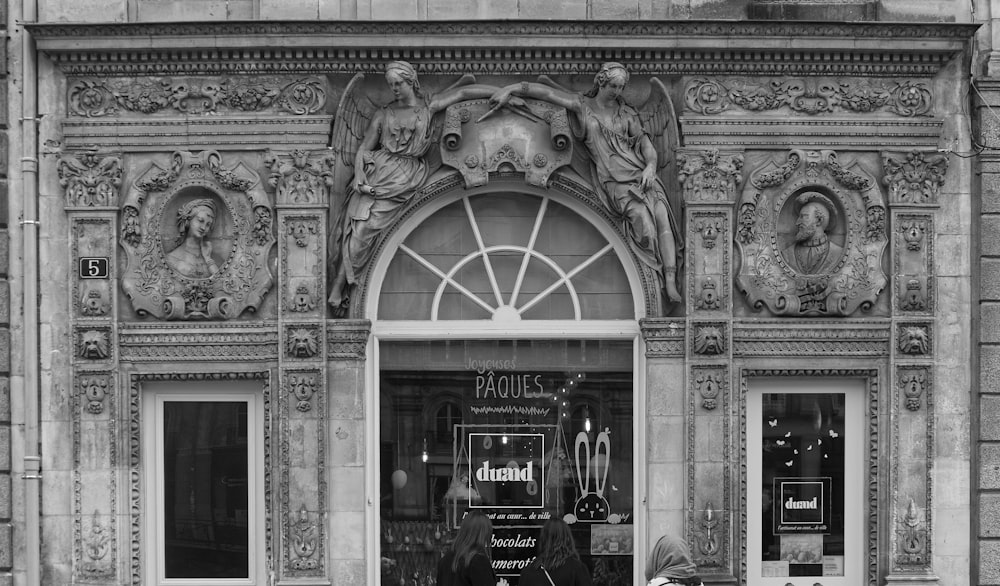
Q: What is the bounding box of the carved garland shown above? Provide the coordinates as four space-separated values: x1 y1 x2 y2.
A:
685 78 933 117
128 372 272 586
69 76 327 117
739 369 880 586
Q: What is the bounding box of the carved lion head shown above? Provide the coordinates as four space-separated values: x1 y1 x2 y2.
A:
80 330 110 360
898 327 929 355
287 328 319 358
694 326 725 355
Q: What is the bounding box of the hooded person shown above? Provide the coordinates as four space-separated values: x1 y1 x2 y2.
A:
644 533 703 586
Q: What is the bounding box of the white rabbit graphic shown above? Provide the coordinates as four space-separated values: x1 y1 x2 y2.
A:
571 429 611 522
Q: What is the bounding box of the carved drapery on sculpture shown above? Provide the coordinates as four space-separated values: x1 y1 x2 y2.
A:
68 76 327 117
735 150 887 316
120 150 275 320
684 77 932 117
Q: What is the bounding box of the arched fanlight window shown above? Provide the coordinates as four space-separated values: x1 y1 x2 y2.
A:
377 192 635 321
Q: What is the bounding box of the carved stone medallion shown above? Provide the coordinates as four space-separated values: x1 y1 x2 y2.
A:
735 149 887 316
120 151 275 320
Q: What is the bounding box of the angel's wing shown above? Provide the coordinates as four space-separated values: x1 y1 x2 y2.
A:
328 73 377 267
638 77 682 223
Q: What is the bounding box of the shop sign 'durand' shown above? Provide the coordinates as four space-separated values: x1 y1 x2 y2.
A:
469 433 545 509
775 477 832 534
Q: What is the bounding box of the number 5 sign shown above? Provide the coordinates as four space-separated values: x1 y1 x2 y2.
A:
79 258 110 279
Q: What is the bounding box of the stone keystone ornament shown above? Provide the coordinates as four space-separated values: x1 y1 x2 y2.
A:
120 150 276 319
735 149 887 316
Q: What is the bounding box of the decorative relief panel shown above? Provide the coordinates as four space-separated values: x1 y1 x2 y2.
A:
266 149 335 207
58 151 123 208
640 319 686 357
69 76 327 117
897 323 932 357
882 150 949 205
118 324 279 362
280 214 324 318
73 370 117 583
120 150 276 320
689 366 730 574
735 150 887 316
732 321 891 357
691 322 728 357
77 327 112 362
684 77 933 117
678 149 744 202
286 325 321 359
279 368 326 577
890 365 934 574
326 319 371 360
71 218 115 319
688 210 730 314
894 214 934 314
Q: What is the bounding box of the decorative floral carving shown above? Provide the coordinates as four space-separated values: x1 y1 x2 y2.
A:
288 373 318 412
896 498 928 566
684 77 932 117
58 152 123 207
737 201 758 244
693 325 726 355
68 76 327 117
80 375 109 414
677 149 744 201
750 151 801 188
289 284 317 313
289 507 320 570
287 327 320 359
882 150 949 204
79 330 110 360
897 325 930 355
693 370 725 410
266 149 335 206
696 278 720 311
900 279 926 312
826 152 872 190
899 369 927 411
696 219 720 249
695 503 720 558
864 205 886 244
901 221 925 251
120 151 275 320
80 511 113 578
287 220 317 248
80 287 111 317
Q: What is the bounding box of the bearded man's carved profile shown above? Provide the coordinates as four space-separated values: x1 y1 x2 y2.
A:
781 191 844 274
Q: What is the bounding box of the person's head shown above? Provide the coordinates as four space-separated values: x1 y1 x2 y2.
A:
451 511 493 572
586 62 629 100
794 193 834 242
535 518 579 570
176 198 217 241
385 60 421 100
645 533 697 581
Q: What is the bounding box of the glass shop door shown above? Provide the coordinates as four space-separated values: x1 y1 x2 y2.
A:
746 377 864 586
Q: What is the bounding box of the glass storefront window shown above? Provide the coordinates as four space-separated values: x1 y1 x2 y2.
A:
379 339 634 586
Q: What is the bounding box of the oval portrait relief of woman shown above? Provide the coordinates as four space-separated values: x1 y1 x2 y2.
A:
779 190 847 275
162 191 231 279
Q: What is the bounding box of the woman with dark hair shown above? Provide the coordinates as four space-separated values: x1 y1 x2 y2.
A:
645 533 703 586
437 511 505 586
519 519 592 586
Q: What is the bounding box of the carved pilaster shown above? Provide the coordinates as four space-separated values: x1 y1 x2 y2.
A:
279 368 327 578
887 366 937 582
893 213 935 314
688 365 733 579
687 210 732 315
882 151 949 206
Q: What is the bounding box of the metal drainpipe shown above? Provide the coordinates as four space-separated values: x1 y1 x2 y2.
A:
16 0 41 579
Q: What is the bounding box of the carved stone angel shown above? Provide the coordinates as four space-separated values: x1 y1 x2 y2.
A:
327 61 501 313
490 62 684 304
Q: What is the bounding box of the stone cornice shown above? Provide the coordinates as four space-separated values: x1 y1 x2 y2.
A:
27 20 978 77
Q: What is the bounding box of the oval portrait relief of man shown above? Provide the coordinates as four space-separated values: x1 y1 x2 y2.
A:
162 190 232 279
779 190 846 275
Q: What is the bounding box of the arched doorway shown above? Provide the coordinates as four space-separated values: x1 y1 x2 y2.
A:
367 183 649 586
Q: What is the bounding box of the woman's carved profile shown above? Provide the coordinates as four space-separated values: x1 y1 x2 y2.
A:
166 198 220 279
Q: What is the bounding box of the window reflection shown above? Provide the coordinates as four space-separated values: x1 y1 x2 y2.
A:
162 401 249 579
380 340 634 586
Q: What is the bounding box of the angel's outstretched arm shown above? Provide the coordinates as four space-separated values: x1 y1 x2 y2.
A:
489 82 581 114
428 84 502 113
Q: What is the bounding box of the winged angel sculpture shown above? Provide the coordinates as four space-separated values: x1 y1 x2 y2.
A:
490 62 683 303
326 61 501 313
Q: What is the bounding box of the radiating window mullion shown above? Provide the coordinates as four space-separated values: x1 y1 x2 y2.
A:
398 244 497 320
510 196 549 308
517 243 614 318
462 197 504 307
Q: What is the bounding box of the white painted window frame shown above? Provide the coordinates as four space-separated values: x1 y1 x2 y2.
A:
143 388 266 586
